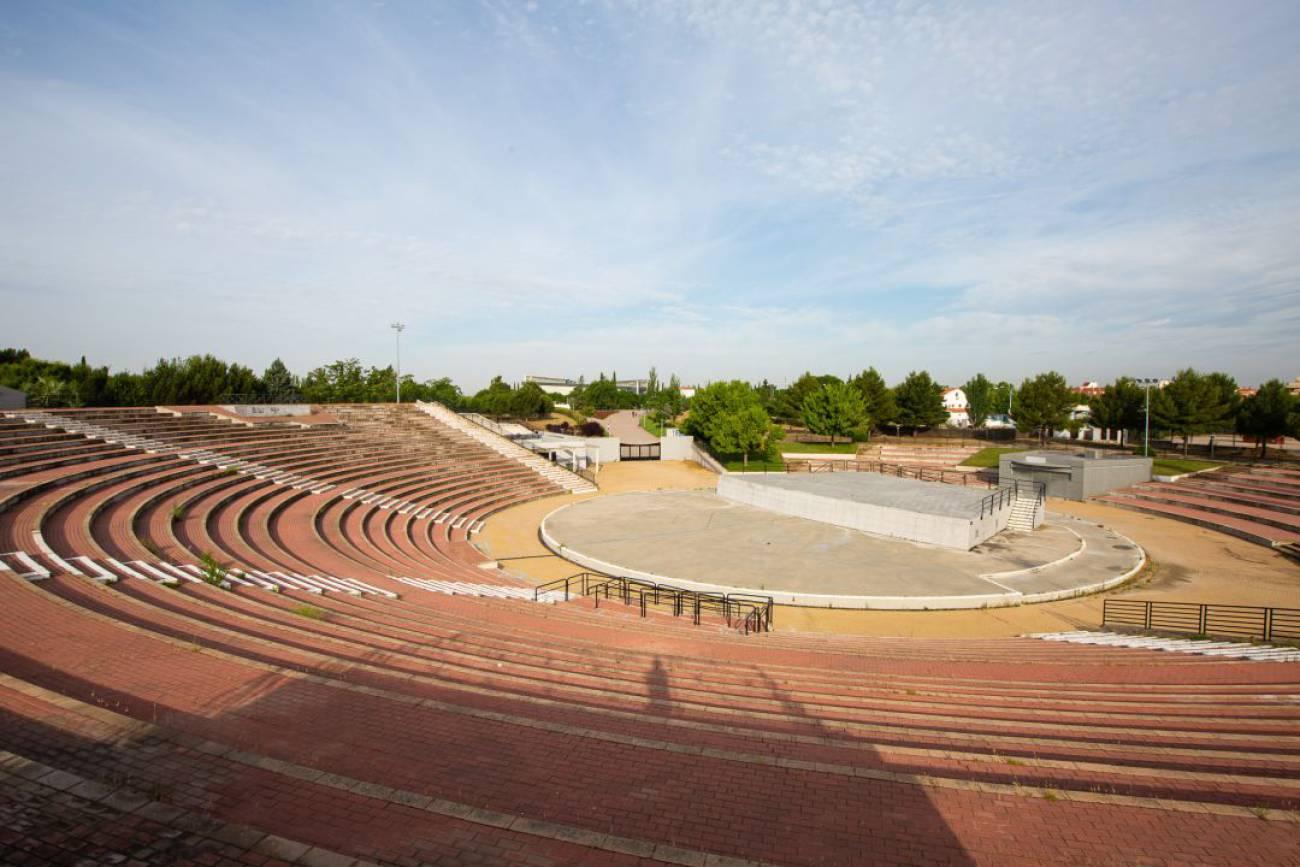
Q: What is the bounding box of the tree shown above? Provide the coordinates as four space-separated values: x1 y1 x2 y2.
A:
509 381 554 418
470 376 515 417
776 372 842 422
801 382 866 446
848 368 897 437
683 380 782 468
891 371 947 434
962 373 994 429
991 381 1014 419
1088 377 1145 440
646 379 685 430
301 359 367 403
24 375 78 408
1152 369 1239 457
572 375 624 412
261 358 298 402
1013 371 1075 445
1236 380 1296 458
420 377 463 409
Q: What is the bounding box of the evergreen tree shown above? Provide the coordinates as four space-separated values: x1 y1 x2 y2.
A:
1236 380 1296 458
1152 369 1239 456
261 358 298 402
1012 371 1075 445
892 371 947 434
962 373 994 428
776 372 842 422
1088 377 1145 440
801 382 866 446
848 368 897 437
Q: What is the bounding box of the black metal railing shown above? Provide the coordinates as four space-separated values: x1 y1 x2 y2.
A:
786 459 992 487
534 572 773 635
1102 599 1300 642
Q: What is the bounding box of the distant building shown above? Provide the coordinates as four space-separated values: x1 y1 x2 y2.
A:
1072 381 1106 398
1288 376 1300 397
941 387 969 427
525 375 578 397
1237 386 1258 399
526 375 690 399
0 386 26 410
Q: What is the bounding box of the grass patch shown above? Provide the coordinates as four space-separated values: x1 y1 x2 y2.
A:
960 447 1029 468
640 415 666 437
1151 458 1222 477
292 604 328 621
170 504 186 522
198 551 229 588
779 441 859 454
717 454 786 473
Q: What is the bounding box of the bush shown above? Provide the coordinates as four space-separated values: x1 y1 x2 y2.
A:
579 421 605 437
849 425 872 443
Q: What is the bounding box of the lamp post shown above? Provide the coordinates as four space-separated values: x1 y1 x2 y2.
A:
390 322 405 403
1135 378 1160 457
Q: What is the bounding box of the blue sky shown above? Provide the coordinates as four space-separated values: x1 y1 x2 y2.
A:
2 1 1298 391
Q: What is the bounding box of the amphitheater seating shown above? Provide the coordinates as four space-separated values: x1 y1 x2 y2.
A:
854 441 983 467
0 404 568 594
1 405 1298 863
1099 465 1300 547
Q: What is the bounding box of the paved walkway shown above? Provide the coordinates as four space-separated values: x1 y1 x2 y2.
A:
599 409 659 445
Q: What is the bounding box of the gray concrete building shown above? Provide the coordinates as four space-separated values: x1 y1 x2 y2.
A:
0 386 26 410
999 450 1151 501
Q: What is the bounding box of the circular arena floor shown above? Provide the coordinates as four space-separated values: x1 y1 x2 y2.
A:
541 490 1146 609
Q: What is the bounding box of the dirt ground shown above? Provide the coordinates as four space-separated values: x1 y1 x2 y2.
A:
476 462 1300 637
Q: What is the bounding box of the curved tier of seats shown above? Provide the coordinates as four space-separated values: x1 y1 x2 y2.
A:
1 561 1298 864
0 405 566 591
1101 465 1300 546
2 406 1298 864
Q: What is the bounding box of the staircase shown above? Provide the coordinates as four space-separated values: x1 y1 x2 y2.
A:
416 401 597 494
1008 496 1038 531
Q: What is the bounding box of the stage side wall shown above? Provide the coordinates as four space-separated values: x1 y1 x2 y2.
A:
717 475 1009 551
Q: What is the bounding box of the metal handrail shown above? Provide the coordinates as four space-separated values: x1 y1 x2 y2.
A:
1102 599 1300 642
534 571 774 634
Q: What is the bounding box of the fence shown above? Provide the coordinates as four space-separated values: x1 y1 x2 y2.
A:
785 459 995 487
620 443 661 461
534 572 773 635
1102 599 1300 642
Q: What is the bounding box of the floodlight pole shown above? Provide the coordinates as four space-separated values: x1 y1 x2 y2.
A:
391 322 406 403
1136 377 1159 457
1144 382 1150 457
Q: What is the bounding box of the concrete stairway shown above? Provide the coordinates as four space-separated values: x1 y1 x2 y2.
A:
416 401 597 494
1007 495 1039 531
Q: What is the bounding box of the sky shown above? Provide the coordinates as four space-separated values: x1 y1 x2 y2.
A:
2 1 1298 392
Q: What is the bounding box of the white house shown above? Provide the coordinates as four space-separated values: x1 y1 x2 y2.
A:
941 387 969 428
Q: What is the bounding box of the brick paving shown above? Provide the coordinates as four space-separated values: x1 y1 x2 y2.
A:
2 407 1299 865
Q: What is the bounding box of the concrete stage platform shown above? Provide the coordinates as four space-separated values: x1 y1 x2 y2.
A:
541 490 1145 609
718 472 1016 550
